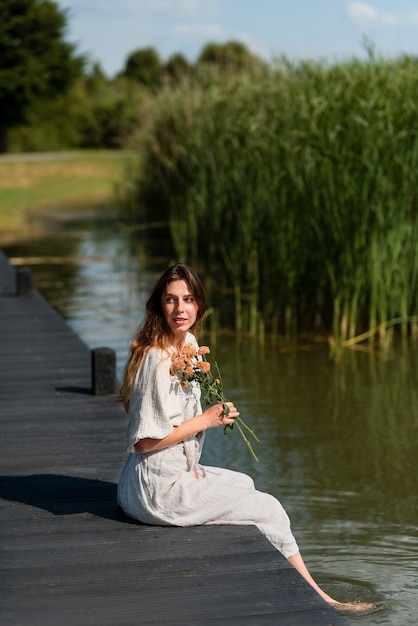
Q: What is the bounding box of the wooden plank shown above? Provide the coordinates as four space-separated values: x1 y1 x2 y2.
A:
0 251 347 626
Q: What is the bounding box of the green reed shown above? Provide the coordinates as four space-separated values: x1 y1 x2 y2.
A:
128 56 418 350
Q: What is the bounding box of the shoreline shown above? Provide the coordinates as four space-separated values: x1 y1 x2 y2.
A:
0 149 134 243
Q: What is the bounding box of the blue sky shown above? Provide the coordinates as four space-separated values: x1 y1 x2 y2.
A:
56 1 418 76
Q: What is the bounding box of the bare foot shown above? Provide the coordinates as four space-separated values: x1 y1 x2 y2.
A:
286 552 376 615
331 601 376 613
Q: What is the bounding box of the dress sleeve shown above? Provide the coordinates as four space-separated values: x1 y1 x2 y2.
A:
125 348 183 452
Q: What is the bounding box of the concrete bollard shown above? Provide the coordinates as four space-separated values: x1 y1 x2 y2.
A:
91 347 117 396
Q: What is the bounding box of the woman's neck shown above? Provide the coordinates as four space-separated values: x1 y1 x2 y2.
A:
171 331 191 352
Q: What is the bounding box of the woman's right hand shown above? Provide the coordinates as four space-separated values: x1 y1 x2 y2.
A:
202 402 238 430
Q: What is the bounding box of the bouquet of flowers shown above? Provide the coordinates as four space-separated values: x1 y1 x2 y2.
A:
170 343 260 461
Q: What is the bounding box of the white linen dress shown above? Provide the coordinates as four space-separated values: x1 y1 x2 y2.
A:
117 332 299 558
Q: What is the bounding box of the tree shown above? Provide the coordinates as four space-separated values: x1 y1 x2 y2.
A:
164 53 191 83
84 61 108 93
121 47 162 89
0 0 84 152
197 40 263 72
76 76 144 149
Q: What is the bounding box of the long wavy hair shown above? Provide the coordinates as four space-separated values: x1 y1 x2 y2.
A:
120 264 206 411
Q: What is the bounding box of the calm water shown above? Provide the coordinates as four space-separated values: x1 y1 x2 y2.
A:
4 208 418 625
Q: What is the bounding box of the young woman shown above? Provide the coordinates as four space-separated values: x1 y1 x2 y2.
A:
117 263 374 613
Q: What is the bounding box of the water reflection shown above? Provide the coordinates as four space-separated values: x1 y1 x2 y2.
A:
205 333 418 624
3 208 418 625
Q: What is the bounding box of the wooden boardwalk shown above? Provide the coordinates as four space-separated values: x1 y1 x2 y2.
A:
0 251 347 625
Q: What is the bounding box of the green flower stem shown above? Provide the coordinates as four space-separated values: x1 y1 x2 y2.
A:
177 349 259 460
205 359 259 460
233 416 260 442
230 418 259 462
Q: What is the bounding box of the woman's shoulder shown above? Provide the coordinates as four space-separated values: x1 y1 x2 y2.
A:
185 331 198 346
142 334 197 366
142 346 168 367
134 346 169 388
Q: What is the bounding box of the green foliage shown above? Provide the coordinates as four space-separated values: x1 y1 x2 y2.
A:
9 68 146 152
5 37 261 154
126 57 418 348
0 0 84 151
9 97 81 152
197 40 263 72
76 76 145 149
163 53 192 83
121 47 162 89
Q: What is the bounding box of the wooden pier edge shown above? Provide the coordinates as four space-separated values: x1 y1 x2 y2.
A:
0 251 347 625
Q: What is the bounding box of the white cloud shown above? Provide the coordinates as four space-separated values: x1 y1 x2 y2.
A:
145 0 221 19
57 0 226 71
346 2 401 26
347 2 378 22
63 0 220 20
171 22 222 37
381 14 397 26
182 0 221 17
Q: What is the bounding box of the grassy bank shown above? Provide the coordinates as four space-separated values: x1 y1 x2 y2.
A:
0 150 136 238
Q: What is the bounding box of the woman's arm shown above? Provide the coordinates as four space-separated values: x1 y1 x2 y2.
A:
134 401 238 453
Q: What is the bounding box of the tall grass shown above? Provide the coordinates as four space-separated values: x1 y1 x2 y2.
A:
128 56 418 350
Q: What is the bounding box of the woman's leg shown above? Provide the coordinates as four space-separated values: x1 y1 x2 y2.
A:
287 551 375 613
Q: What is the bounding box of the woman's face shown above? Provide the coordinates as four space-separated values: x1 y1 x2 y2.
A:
162 280 198 341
